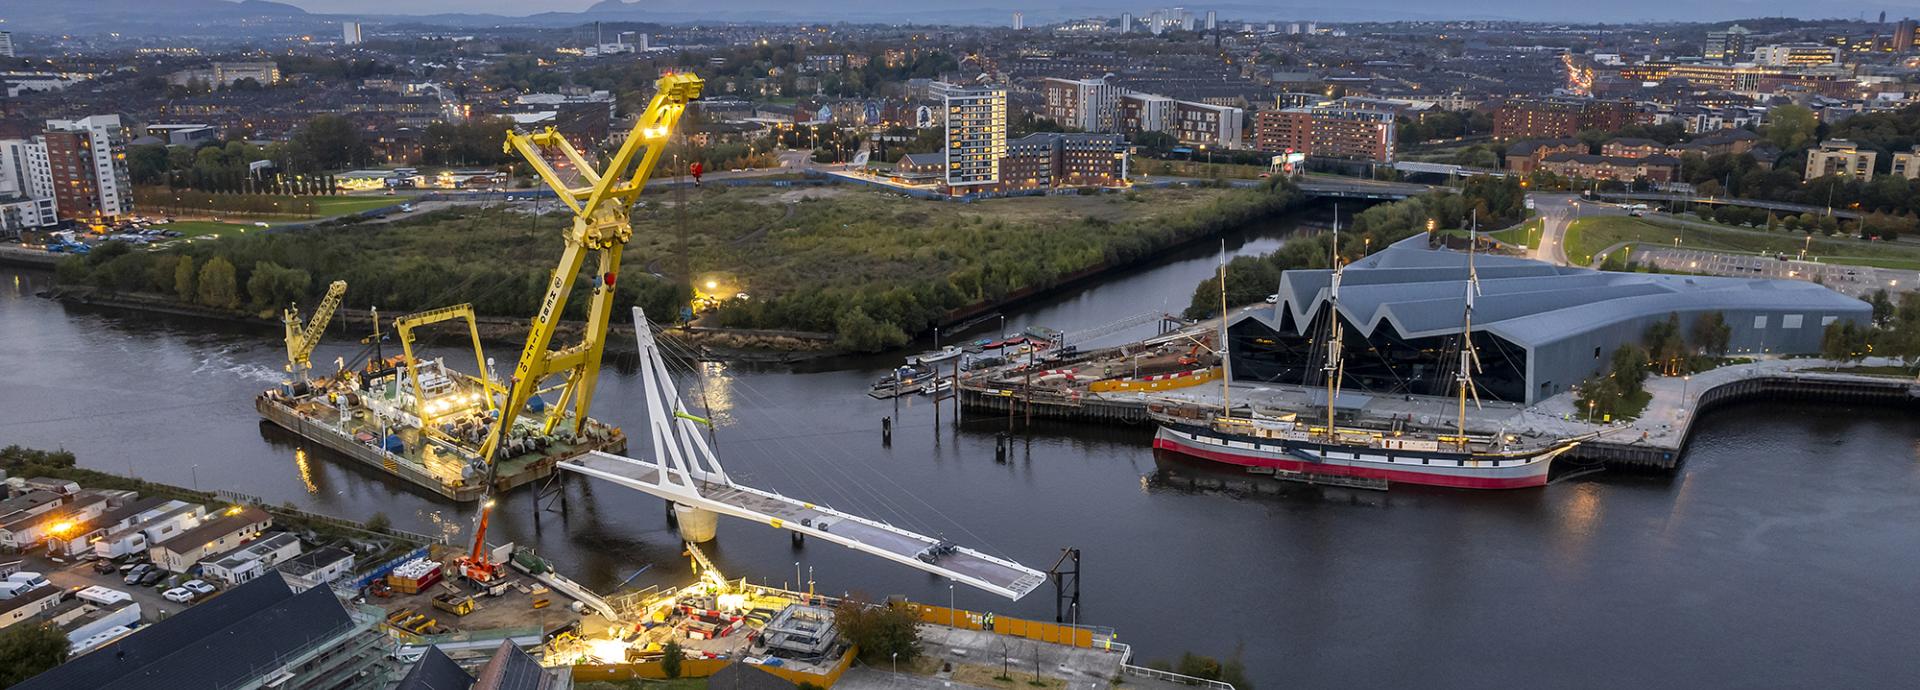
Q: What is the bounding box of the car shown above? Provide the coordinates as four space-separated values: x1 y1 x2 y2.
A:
162 588 194 603
1265 293 1279 304
138 569 167 586
182 580 215 595
93 560 118 574
122 564 152 584
399 203 414 212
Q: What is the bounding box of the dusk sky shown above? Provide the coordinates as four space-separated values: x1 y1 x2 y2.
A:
273 0 1920 21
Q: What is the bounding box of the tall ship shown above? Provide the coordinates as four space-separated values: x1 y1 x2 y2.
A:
1150 215 1585 490
257 73 707 501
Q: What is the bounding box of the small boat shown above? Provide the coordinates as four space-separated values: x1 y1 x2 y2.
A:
922 379 954 396
1023 325 1063 342
983 336 1027 350
910 345 963 365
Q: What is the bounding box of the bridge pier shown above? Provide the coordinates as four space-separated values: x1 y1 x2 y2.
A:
674 503 719 543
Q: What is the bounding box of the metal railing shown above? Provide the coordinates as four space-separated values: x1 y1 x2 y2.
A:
1121 664 1238 690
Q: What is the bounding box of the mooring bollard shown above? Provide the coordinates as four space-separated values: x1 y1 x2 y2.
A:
881 416 892 445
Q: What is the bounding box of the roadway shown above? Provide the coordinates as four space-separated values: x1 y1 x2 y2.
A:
1632 247 1916 296
1530 193 1626 266
1595 191 1864 221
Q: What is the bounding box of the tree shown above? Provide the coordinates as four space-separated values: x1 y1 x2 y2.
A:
1822 320 1867 361
1870 289 1895 325
174 255 197 302
1762 104 1817 152
290 115 368 171
1689 311 1731 358
661 640 683 678
1643 312 1687 375
834 307 907 352
834 600 920 665
364 512 391 533
197 256 240 309
246 261 311 313
0 623 70 686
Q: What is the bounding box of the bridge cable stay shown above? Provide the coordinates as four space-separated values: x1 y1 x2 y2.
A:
552 308 1047 600
644 328 960 543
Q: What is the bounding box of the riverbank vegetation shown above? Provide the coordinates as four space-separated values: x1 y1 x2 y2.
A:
1186 176 1527 318
56 182 1298 351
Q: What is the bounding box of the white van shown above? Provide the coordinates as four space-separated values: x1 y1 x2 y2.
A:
0 581 33 600
6 571 48 589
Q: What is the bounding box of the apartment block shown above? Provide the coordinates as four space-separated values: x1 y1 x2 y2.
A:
934 81 1007 187
1492 97 1633 140
1892 145 1920 180
1042 76 1123 132
1804 139 1876 180
45 115 133 224
1253 105 1396 162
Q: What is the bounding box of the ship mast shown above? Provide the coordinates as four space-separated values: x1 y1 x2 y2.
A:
1217 240 1231 419
1455 211 1483 450
1323 206 1343 442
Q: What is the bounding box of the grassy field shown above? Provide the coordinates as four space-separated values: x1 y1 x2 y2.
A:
1488 218 1543 249
309 195 405 215
1563 216 1920 269
71 182 1296 346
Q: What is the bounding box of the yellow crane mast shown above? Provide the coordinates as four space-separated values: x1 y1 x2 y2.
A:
282 280 348 381
478 72 704 464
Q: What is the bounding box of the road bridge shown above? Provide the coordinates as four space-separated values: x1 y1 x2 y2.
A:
1595 192 1863 220
555 308 1049 601
1295 176 1444 200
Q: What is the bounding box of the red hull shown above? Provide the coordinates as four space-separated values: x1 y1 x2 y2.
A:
1151 436 1548 490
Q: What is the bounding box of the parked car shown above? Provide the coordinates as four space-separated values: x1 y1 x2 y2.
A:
162 588 194 603
182 580 215 595
122 564 152 585
92 560 118 574
138 569 166 586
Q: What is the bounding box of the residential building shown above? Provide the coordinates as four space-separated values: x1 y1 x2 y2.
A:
166 61 281 88
1172 100 1244 148
45 115 133 224
342 21 363 45
0 491 61 523
201 532 303 586
1805 139 1876 180
279 546 357 591
0 32 13 59
1120 13 1133 33
1013 11 1024 30
1891 145 1920 179
396 639 571 690
998 133 1128 188
1601 138 1666 159
1041 76 1122 132
148 507 271 573
1253 105 1396 162
1504 139 1588 174
891 151 946 184
0 586 62 630
933 81 1007 188
1705 25 1752 63
1667 128 1762 158
0 491 108 551
1537 152 1681 183
1897 19 1917 52
16 574 394 690
0 137 55 233
1492 98 1632 140
144 123 217 146
1752 43 1842 67
1117 92 1175 134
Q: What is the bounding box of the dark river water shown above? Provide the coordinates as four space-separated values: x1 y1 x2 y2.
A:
4 205 1919 688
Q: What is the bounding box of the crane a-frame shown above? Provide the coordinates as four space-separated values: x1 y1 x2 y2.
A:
477 72 704 464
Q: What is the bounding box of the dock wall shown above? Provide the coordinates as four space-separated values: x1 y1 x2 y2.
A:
962 370 1918 474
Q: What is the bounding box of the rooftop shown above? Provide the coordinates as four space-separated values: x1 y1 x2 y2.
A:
278 546 352 578
152 507 269 554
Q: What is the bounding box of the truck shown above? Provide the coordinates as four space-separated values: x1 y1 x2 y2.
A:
432 593 474 617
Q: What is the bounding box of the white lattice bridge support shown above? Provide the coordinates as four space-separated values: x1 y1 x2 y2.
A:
555 309 1048 601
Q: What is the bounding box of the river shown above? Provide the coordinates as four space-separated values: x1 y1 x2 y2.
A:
3 204 1918 688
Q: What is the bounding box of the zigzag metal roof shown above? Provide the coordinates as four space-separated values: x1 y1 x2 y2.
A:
1256 243 1868 349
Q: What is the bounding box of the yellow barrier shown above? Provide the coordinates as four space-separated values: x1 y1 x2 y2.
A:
901 603 1096 648
1087 367 1220 393
569 645 858 686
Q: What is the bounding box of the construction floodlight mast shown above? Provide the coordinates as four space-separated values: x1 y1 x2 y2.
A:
477 72 704 465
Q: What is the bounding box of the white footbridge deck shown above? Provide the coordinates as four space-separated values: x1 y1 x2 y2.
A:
556 309 1047 601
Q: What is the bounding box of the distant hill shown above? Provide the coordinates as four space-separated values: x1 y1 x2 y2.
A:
0 0 315 34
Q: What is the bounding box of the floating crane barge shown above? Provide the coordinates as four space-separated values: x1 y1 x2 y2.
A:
258 73 705 502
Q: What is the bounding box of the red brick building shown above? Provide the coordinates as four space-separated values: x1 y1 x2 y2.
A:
1252 105 1396 162
1492 98 1633 140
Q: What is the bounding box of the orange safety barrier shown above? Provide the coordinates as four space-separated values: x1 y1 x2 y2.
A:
900 602 1096 648
1087 366 1220 393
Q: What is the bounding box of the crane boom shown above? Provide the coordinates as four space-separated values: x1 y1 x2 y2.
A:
283 280 348 380
478 72 704 465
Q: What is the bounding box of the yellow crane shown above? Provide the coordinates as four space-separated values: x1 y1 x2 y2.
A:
282 280 348 381
477 72 704 464
392 303 500 431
